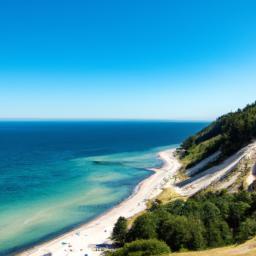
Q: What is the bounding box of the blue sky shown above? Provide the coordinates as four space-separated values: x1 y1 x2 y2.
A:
0 0 256 120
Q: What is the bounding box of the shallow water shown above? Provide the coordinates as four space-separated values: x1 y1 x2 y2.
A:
0 121 207 255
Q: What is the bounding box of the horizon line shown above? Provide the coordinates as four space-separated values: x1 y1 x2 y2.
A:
0 118 212 123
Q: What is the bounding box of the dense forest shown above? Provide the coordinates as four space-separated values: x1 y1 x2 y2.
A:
180 101 256 168
110 190 256 256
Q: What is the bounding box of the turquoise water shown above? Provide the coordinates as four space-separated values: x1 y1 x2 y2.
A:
0 121 207 255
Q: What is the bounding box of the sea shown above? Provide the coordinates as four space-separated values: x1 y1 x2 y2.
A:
0 121 208 255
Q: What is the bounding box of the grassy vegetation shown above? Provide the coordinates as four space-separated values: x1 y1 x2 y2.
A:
181 135 222 169
180 101 256 169
127 188 185 229
154 188 185 204
170 237 256 256
127 211 146 228
109 239 170 256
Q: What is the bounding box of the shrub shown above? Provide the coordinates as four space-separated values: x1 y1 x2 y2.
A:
159 215 191 251
110 239 170 256
126 214 157 242
112 217 128 245
236 218 256 242
227 202 250 231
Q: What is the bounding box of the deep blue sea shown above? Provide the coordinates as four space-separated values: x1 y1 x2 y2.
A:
0 121 207 255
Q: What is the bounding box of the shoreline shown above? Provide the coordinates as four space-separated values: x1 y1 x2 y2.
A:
17 148 181 256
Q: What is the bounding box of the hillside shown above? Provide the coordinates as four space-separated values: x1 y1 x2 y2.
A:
179 102 256 170
177 142 256 196
108 102 256 256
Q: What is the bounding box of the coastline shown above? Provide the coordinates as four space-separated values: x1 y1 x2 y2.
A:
17 148 181 256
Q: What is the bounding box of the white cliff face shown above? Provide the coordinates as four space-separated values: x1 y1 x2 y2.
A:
177 142 256 196
246 163 256 188
186 151 221 177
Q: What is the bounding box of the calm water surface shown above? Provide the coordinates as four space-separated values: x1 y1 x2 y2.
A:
0 121 207 255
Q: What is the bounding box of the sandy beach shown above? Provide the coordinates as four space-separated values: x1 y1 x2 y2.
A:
17 148 181 256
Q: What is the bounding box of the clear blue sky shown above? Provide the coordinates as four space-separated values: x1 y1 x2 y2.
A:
1 0 256 120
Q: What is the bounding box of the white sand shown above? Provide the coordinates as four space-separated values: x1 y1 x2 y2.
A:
18 148 181 256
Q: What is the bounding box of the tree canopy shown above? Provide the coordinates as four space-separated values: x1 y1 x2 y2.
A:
180 101 256 168
110 190 256 254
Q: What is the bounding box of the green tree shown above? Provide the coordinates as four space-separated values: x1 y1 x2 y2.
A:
236 218 256 243
179 101 256 167
164 199 184 215
111 190 256 254
206 222 224 248
181 200 201 218
159 215 191 251
187 218 206 250
112 217 128 245
126 214 157 242
219 220 233 244
228 202 250 231
200 202 221 225
110 239 170 256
